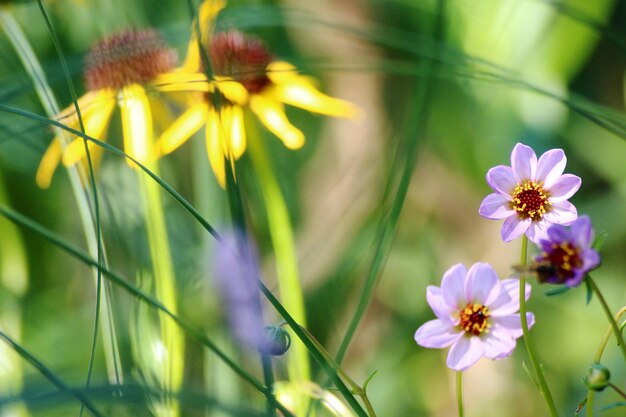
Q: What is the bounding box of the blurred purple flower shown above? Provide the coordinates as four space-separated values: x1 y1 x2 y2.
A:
414 263 534 371
479 142 581 243
213 230 264 349
534 216 600 287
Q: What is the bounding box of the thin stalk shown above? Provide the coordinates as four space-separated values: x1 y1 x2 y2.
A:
586 306 626 417
608 383 626 400
456 372 464 417
0 5 123 386
138 160 185 417
246 119 311 402
262 354 276 417
586 276 626 361
519 236 559 417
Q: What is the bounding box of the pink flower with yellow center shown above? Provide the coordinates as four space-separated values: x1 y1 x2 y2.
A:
414 263 533 371
479 142 581 243
153 0 359 187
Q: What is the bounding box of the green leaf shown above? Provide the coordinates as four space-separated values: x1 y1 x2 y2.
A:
544 286 571 297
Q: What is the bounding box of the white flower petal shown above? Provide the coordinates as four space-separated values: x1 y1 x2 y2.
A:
482 331 516 359
491 313 534 339
501 216 530 242
511 143 537 182
486 165 516 195
414 320 462 348
490 278 523 315
465 263 500 305
441 264 468 309
446 336 484 371
426 286 454 322
548 174 581 202
536 149 566 188
544 201 577 225
479 194 515 220
526 221 550 244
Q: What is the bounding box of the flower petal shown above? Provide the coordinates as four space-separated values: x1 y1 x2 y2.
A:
479 193 515 220
481 331 516 359
205 107 227 188
119 84 153 165
570 216 592 247
465 263 500 305
36 139 63 189
156 103 208 155
536 148 566 188
548 174 581 203
446 336 484 371
441 263 468 309
485 165 516 195
501 216 530 242
511 143 537 182
426 286 454 322
491 313 534 339
526 221 550 244
249 95 305 149
544 200 577 225
414 320 461 348
489 278 528 315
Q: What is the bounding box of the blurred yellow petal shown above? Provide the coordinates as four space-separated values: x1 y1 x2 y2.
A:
215 77 249 105
153 72 212 93
266 61 300 84
228 105 246 159
156 103 209 155
35 139 62 189
249 95 304 149
119 84 153 165
180 0 226 72
205 107 226 188
265 77 360 119
61 97 116 166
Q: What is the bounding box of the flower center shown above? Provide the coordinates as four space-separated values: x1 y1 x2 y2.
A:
536 242 583 283
210 30 273 93
84 29 176 91
510 180 551 221
459 303 490 336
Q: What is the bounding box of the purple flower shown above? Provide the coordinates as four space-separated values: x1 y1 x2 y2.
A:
414 263 534 371
479 142 581 243
534 216 600 287
213 230 265 349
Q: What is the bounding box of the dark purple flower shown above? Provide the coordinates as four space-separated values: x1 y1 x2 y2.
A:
534 216 600 287
479 143 581 243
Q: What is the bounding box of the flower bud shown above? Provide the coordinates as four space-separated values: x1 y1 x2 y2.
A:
258 325 291 356
583 363 610 391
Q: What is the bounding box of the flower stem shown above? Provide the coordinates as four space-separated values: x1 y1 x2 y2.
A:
261 354 276 417
519 235 559 417
246 118 311 412
586 276 626 362
456 372 464 417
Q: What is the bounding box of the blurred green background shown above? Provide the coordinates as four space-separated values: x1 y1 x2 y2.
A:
0 0 624 416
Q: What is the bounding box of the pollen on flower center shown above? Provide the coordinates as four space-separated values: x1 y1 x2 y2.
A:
459 303 490 336
537 242 583 283
210 30 273 93
84 29 177 91
510 180 551 221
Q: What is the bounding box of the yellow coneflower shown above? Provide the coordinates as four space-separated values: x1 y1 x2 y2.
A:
36 28 198 188
154 1 359 187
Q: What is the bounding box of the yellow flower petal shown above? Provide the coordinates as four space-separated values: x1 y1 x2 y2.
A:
249 95 305 149
205 107 227 188
153 72 212 93
36 138 63 189
266 61 300 84
215 77 249 105
119 84 153 165
61 96 116 166
180 0 226 73
228 104 246 159
265 76 360 119
156 102 209 155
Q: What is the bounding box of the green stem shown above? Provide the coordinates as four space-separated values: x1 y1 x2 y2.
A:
246 120 310 401
586 306 626 417
456 372 464 417
137 161 185 417
608 383 626 400
262 354 276 417
586 276 626 361
519 235 559 417
0 5 123 387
